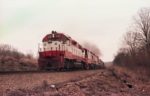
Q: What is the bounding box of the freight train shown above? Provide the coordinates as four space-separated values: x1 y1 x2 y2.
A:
38 31 104 70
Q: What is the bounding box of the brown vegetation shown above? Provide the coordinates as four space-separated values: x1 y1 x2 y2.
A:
0 44 37 71
113 7 150 76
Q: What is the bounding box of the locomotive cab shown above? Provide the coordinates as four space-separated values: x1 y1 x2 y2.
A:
38 31 69 70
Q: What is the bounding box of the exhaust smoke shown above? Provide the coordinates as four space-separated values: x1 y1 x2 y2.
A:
82 42 101 57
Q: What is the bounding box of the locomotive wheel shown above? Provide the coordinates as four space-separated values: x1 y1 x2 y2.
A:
58 68 64 71
64 60 71 71
93 64 96 69
38 67 45 71
85 64 89 70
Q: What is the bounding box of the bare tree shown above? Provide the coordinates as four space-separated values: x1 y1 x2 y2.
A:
134 8 150 52
114 7 150 68
123 31 144 55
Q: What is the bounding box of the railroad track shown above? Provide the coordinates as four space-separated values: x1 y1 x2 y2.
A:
0 69 101 75
0 70 48 75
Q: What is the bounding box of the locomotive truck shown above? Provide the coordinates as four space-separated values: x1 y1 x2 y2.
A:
38 31 104 70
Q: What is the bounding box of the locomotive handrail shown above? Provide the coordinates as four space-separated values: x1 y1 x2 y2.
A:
38 43 44 52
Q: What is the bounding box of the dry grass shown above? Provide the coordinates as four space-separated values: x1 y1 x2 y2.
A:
0 44 38 72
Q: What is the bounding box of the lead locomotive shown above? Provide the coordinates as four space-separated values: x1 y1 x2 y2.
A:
38 31 104 70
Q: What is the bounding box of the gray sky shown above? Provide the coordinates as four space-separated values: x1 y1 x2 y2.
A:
0 0 150 61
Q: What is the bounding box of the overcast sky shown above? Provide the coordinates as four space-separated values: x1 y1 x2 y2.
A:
0 0 150 61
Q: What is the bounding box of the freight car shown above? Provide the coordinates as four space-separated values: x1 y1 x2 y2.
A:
38 31 104 70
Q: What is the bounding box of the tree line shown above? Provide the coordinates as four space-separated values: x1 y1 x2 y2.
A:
113 8 150 72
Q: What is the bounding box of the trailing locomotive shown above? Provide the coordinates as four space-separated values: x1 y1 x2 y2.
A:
38 31 104 70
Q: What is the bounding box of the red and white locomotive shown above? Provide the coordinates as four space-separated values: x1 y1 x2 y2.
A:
38 31 104 70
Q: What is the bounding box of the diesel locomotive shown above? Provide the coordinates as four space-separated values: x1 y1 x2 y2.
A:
38 31 104 70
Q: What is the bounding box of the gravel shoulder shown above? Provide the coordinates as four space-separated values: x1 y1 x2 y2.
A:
0 70 101 94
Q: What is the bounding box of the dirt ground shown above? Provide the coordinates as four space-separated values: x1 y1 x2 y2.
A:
1 67 150 96
0 70 101 95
